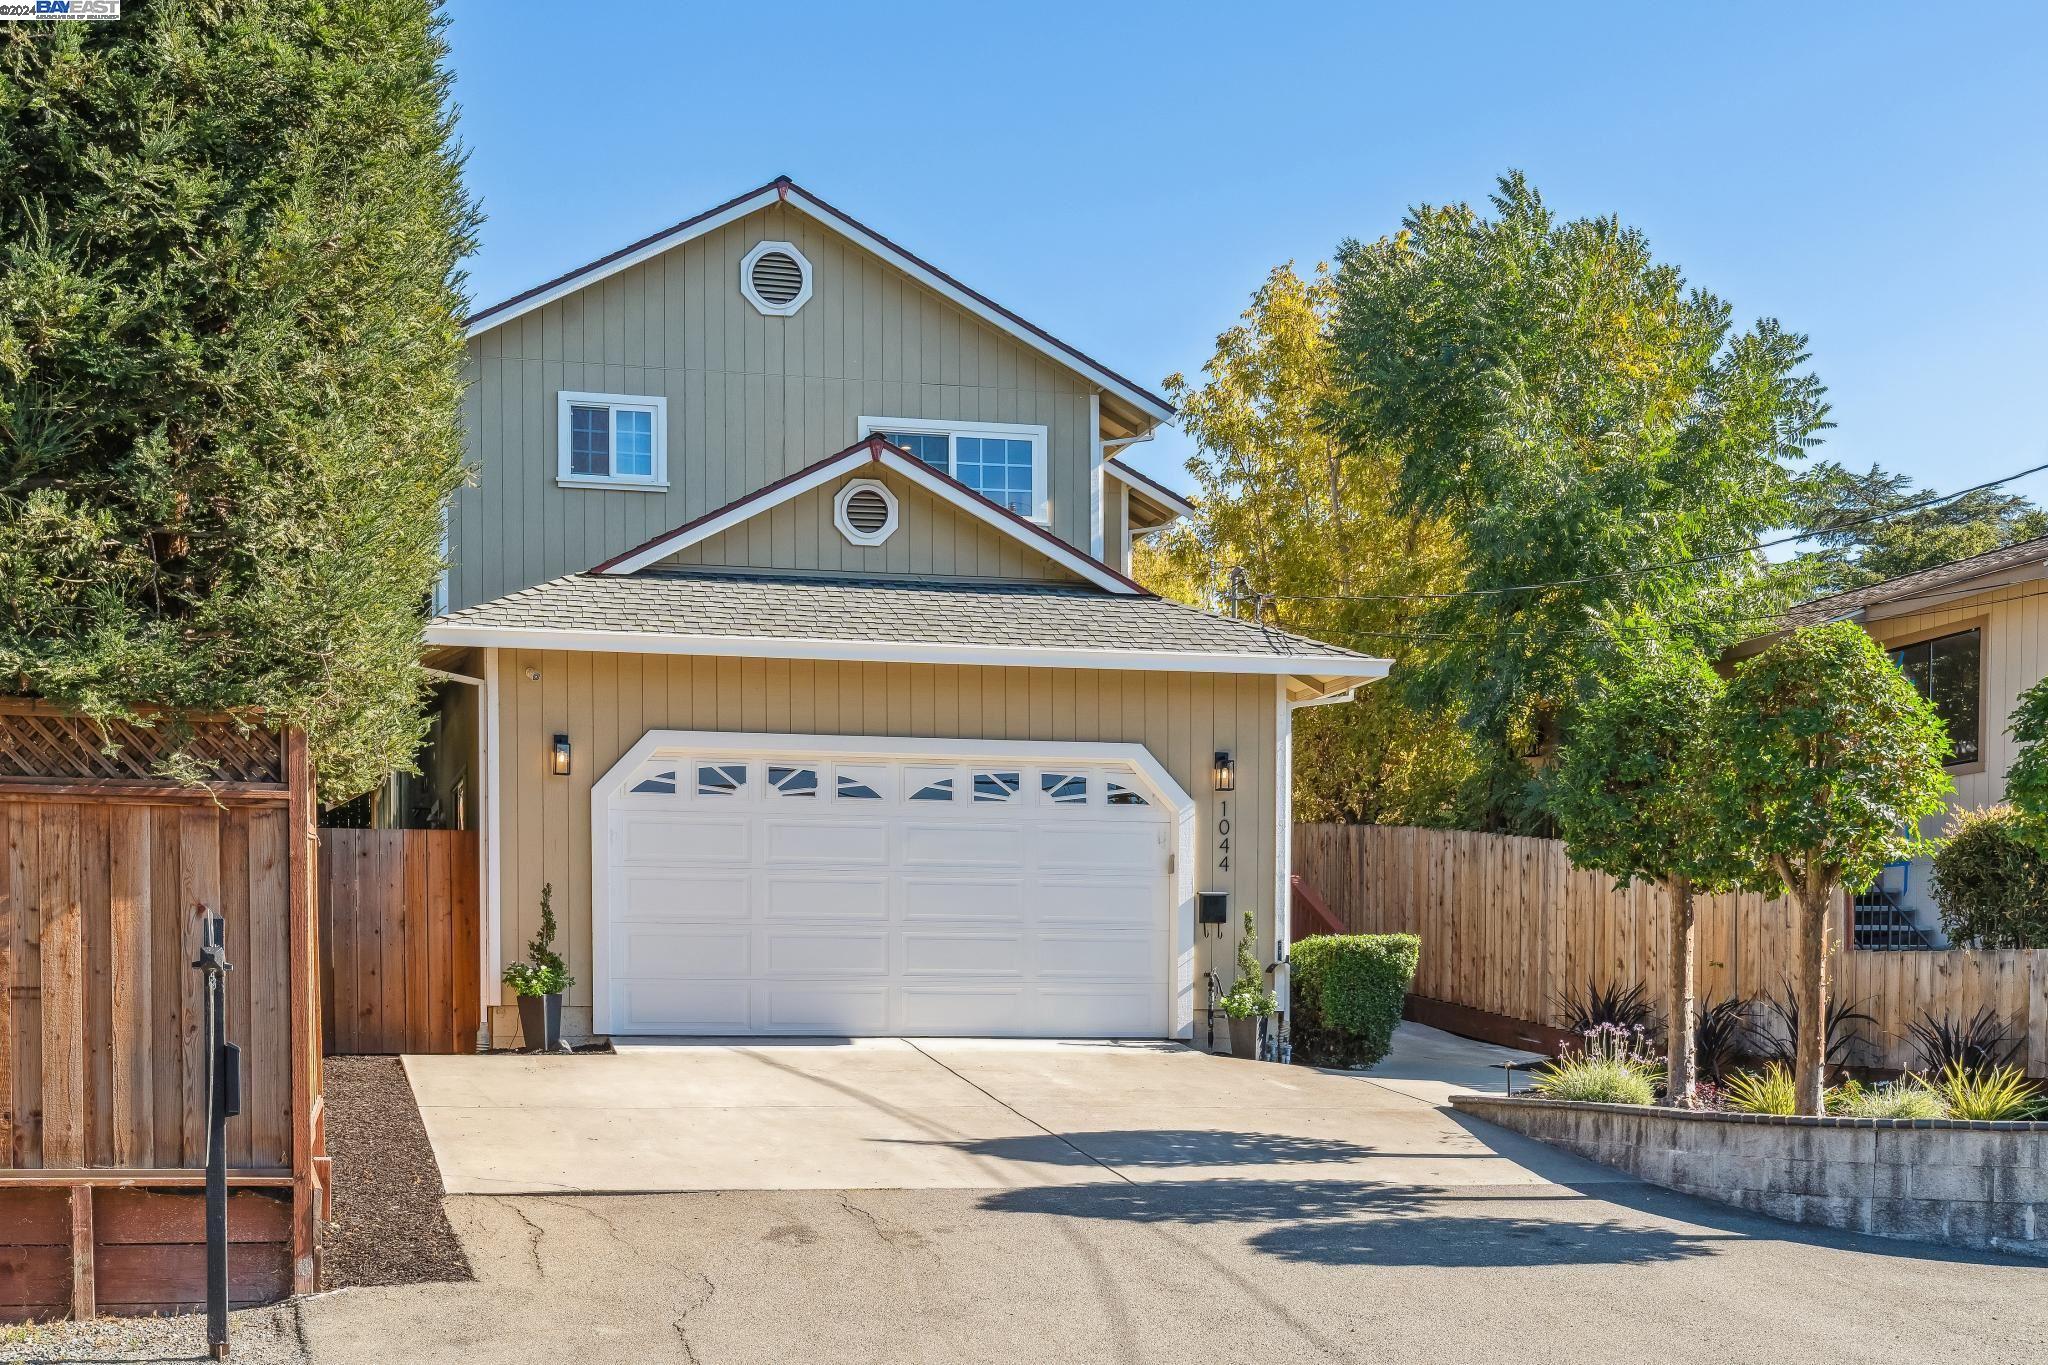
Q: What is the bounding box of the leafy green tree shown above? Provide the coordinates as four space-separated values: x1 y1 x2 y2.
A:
0 2 478 798
1140 263 1474 826
1325 173 1830 831
1791 461 2048 594
1550 619 1736 1103
2003 676 2048 852
1708 623 1951 1114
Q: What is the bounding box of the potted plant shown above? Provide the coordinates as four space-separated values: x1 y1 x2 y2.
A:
504 882 574 1053
1218 907 1276 1059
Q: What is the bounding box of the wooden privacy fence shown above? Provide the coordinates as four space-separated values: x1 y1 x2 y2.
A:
0 702 323 1321
1294 823 2048 1078
318 828 480 1055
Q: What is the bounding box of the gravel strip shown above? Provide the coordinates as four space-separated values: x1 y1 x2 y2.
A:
0 1302 308 1364
321 1056 472 1288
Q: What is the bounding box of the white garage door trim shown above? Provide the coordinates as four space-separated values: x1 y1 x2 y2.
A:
590 730 1198 1038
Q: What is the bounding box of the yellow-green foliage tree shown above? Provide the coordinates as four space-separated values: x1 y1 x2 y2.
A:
1137 264 1473 826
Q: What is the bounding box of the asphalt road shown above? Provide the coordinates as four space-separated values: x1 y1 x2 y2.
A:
296 1178 2045 1365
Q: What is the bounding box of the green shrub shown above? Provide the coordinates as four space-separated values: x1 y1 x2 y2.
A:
503 883 574 998
1530 1056 1657 1106
1929 806 2048 948
1289 933 1419 1069
1835 1080 1948 1120
1929 1062 2042 1120
1726 1064 1800 1115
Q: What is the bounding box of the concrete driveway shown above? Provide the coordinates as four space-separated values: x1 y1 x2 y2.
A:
295 1028 2048 1365
401 1033 1585 1195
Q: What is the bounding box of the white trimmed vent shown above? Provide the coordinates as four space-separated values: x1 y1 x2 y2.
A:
833 478 898 547
740 240 813 316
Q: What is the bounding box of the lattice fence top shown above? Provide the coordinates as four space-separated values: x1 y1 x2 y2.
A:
0 706 285 785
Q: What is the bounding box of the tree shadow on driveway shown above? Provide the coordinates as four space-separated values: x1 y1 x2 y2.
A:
882 1129 1386 1168
974 1178 1733 1267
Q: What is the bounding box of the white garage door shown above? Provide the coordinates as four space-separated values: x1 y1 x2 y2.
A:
600 742 1174 1037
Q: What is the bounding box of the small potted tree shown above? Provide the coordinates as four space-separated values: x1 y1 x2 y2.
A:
504 883 574 1053
1218 907 1276 1059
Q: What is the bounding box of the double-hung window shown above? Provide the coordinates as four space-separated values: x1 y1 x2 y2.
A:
858 417 1048 522
1891 626 1983 767
558 391 667 490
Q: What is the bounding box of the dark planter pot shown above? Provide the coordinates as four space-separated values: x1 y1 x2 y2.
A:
1227 1015 1261 1060
517 992 563 1053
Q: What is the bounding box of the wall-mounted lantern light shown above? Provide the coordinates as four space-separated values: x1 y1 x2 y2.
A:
550 734 572 777
1212 750 1235 792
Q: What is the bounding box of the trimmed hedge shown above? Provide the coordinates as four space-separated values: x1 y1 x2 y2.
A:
1289 933 1420 1069
1930 805 2048 948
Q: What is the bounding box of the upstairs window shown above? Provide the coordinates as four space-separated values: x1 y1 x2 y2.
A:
859 417 1048 523
1891 627 1983 767
558 392 667 490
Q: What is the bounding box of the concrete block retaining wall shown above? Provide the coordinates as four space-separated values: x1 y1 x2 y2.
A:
1451 1094 2047 1255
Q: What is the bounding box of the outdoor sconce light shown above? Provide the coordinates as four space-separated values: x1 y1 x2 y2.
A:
550 734 572 777
1213 750 1235 792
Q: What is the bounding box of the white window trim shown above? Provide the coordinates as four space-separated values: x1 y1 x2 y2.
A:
557 391 669 491
832 477 900 547
857 416 1050 525
739 240 814 317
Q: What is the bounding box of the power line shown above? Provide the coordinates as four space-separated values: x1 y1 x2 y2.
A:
1253 458 2048 605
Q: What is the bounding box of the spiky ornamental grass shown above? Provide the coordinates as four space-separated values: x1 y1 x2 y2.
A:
0 2 479 799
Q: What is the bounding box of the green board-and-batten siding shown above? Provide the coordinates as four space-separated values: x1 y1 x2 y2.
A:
454 202 1103 612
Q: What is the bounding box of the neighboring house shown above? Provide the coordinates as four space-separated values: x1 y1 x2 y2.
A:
1733 534 2048 946
417 176 1384 1046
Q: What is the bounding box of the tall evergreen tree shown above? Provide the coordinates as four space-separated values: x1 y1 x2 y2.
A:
1791 460 2048 593
1325 174 1831 831
0 0 478 798
1139 263 1474 826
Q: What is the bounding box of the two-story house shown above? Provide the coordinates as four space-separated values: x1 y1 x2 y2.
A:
417 177 1385 1047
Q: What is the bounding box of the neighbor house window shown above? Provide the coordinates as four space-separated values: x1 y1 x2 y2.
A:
558 391 667 489
1891 627 1982 766
857 417 1048 522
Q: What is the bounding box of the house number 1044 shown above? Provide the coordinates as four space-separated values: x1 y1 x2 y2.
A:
1216 799 1230 872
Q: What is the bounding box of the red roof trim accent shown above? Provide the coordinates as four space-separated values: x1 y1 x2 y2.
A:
463 175 1174 417
587 435 884 574
778 182 1174 416
466 177 783 329
584 434 1150 595
1104 458 1195 515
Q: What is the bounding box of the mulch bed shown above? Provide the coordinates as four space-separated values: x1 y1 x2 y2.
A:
320 1056 473 1289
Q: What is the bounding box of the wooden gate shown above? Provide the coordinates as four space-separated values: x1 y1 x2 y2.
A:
318 828 480 1055
0 701 323 1321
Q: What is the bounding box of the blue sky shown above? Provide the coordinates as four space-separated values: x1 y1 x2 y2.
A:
444 1 2046 503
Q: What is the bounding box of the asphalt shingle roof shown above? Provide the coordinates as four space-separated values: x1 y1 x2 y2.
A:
1779 535 2048 631
431 570 1375 665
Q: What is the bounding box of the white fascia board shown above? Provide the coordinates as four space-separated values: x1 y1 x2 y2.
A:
598 443 1139 594
465 188 780 338
1103 461 1197 522
867 447 1133 593
421 620 1388 683
600 449 869 575
778 194 1173 423
463 184 1173 424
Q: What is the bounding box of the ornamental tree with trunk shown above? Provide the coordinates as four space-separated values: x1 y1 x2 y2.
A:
1550 620 1738 1105
1708 622 1951 1115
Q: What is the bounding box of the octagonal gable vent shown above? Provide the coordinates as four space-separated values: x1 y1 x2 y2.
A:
833 478 898 546
740 240 813 317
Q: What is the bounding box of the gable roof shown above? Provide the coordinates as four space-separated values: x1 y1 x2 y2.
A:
592 435 1145 594
1775 534 2048 634
424 569 1386 688
464 175 1175 424
1105 459 1197 525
